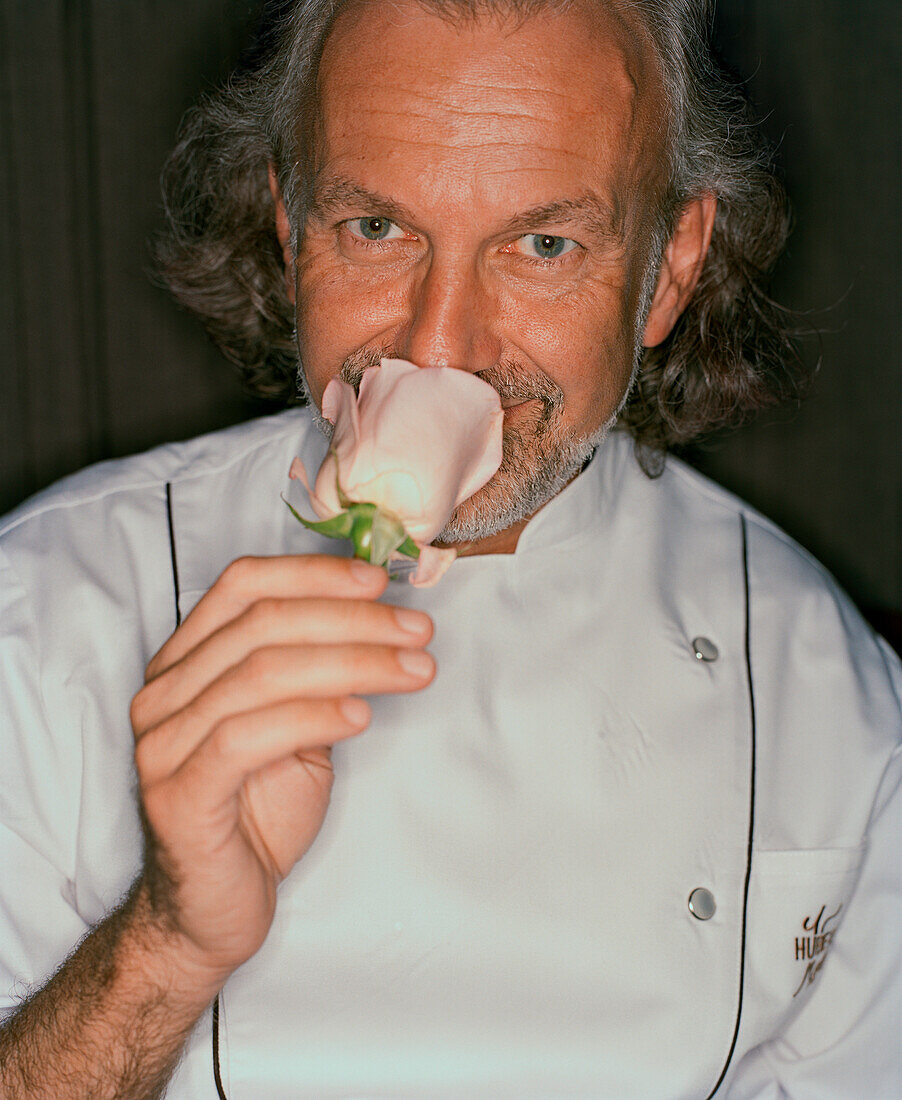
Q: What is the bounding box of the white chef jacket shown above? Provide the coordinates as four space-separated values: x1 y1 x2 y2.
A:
0 408 899 1098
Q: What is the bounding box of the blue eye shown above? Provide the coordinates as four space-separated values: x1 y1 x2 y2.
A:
525 234 575 259
348 217 402 241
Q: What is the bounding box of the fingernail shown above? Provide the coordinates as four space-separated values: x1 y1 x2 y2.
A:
339 697 370 726
350 559 382 584
393 608 430 635
397 649 434 679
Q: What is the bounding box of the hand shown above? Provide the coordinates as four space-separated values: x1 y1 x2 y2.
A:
129 554 435 985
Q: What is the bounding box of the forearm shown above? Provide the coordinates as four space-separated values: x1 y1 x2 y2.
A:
0 880 224 1100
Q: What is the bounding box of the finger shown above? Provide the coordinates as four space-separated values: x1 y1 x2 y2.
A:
135 643 435 781
144 696 369 831
136 598 433 730
147 555 388 680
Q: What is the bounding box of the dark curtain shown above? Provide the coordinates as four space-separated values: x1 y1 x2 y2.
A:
1 1 900 615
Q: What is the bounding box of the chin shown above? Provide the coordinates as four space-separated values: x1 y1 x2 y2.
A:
437 417 610 545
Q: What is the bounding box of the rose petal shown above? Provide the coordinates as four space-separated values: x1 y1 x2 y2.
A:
289 455 340 520
309 453 343 519
409 544 458 587
321 377 362 474
342 467 425 525
327 359 502 541
288 456 310 487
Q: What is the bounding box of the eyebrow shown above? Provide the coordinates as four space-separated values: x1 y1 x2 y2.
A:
500 195 625 245
307 176 625 245
307 178 419 227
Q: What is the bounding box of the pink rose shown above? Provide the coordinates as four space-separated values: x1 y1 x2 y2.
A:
289 358 503 585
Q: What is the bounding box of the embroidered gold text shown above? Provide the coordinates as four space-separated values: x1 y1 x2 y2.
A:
792 903 842 997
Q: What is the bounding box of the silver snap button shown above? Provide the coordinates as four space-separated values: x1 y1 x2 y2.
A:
688 887 716 920
692 637 719 662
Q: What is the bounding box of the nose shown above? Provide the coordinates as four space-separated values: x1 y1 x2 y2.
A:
396 256 501 373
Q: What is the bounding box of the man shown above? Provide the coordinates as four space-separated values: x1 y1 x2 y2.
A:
0 0 899 1096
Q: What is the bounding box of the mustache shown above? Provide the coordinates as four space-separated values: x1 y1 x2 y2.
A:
338 347 386 389
338 351 563 415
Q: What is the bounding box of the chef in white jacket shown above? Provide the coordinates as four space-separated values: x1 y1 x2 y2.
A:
1 1 900 1097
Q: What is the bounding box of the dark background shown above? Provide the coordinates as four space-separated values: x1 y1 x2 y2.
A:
1 1 900 618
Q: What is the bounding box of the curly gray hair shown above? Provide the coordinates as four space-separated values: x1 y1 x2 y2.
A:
155 0 807 463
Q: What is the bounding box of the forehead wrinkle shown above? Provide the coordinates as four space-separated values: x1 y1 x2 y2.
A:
333 65 637 125
327 98 631 167
325 81 643 183
340 70 595 108
342 98 577 128
328 122 611 161
326 76 616 140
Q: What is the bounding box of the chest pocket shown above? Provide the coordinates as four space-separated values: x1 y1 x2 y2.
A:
738 844 866 1050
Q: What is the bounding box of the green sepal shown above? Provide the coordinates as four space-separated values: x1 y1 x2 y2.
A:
396 535 421 559
369 508 408 565
346 502 405 564
346 502 377 561
283 493 421 568
282 495 354 539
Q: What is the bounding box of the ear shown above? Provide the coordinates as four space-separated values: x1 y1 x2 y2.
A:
642 193 716 347
268 163 296 306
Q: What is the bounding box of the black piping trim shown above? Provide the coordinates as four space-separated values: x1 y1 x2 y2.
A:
164 483 181 629
212 995 228 1099
704 513 757 1098
165 483 228 1098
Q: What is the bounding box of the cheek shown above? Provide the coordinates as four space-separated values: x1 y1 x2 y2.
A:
504 284 637 424
295 246 408 399
293 274 343 404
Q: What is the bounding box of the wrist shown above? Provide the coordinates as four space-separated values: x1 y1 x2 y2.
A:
116 881 231 1013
